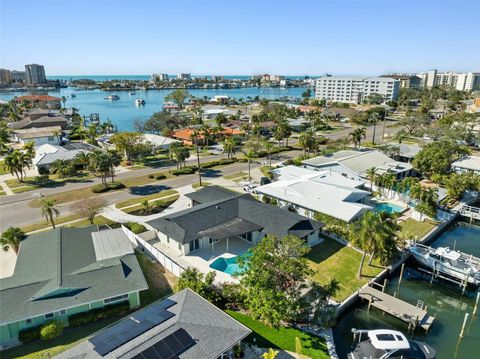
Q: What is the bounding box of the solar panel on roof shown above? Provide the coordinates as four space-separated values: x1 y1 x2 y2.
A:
131 329 195 359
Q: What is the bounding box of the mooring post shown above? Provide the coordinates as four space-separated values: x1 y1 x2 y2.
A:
462 274 469 295
459 313 470 338
453 240 456 251
382 278 388 293
473 292 480 316
399 262 405 285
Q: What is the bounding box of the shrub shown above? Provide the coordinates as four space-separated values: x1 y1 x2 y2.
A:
155 174 166 180
69 301 130 327
171 166 197 175
19 326 41 343
40 320 63 341
237 158 248 163
125 222 147 234
91 182 125 193
148 174 155 179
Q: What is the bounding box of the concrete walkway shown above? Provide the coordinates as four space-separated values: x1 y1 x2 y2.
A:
0 181 14 196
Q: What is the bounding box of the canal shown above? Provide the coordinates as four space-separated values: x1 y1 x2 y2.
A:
333 220 480 359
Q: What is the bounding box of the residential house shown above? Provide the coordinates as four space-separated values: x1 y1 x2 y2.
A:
392 143 421 163
170 127 243 146
12 126 62 146
143 133 181 150
32 142 99 172
0 226 147 348
451 155 480 175
256 166 371 222
145 187 323 257
302 149 413 181
56 288 251 359
15 95 62 110
10 108 68 130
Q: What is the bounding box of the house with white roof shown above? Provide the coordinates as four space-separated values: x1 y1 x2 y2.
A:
11 126 61 146
256 166 372 222
302 149 413 182
32 142 98 172
143 133 180 150
451 155 480 174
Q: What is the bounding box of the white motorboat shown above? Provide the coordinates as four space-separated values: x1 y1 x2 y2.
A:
104 95 119 100
135 98 146 105
350 329 436 359
408 243 480 286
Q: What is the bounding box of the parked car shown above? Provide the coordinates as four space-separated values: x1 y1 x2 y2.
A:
260 176 271 185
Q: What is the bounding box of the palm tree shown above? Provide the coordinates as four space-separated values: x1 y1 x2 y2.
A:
0 227 25 254
61 96 67 109
366 167 377 192
74 151 91 169
40 198 60 229
223 137 235 159
394 130 408 144
3 150 30 182
50 159 73 179
23 141 36 161
190 130 202 186
368 112 380 145
52 128 62 143
348 127 366 148
243 149 256 182
263 140 275 168
350 211 378 278
298 131 315 159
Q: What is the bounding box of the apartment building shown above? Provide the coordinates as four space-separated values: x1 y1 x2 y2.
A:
25 64 46 84
11 70 26 83
0 69 12 84
315 76 400 104
420 70 480 91
382 74 421 89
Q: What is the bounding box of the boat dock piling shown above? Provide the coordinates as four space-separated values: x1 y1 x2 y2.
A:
474 292 480 316
459 313 470 338
358 284 435 332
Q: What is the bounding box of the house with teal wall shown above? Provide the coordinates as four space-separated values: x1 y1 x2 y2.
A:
0 226 148 349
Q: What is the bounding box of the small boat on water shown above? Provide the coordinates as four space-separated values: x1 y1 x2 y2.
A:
104 95 119 100
70 94 76 98
135 98 146 105
350 329 436 359
408 243 480 286
129 91 136 95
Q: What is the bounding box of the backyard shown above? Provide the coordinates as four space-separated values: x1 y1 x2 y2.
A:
305 237 383 302
226 310 329 359
400 218 438 239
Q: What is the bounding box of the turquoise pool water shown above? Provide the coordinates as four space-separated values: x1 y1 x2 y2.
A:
209 256 246 275
373 202 405 214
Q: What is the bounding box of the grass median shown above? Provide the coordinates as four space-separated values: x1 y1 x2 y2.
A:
115 189 178 208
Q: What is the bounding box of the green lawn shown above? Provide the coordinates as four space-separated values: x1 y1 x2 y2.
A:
226 311 329 359
115 189 178 208
0 160 8 175
305 237 383 302
400 218 438 240
192 181 211 189
224 172 246 180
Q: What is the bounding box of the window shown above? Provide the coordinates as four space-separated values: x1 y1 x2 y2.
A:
59 309 67 315
48 136 55 141
104 294 128 304
45 313 54 319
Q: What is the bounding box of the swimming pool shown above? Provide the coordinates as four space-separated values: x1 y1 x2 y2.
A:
209 256 247 275
373 202 406 214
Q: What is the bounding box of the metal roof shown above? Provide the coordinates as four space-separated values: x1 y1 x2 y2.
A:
92 228 134 261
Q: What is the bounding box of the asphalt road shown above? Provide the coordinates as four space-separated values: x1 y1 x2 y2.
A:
0 121 399 230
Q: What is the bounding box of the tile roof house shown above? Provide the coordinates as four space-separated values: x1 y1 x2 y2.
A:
145 187 323 256
15 95 62 110
0 226 148 348
302 149 413 182
56 288 251 359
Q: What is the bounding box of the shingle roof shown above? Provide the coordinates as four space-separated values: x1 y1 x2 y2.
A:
147 189 322 243
55 289 251 359
185 185 238 204
13 126 62 139
0 227 147 325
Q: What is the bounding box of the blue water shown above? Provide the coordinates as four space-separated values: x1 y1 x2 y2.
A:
209 256 247 275
374 202 406 214
0 86 307 131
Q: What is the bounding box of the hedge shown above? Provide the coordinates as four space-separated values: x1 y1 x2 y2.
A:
171 166 197 175
68 301 130 327
19 326 41 343
40 320 63 340
91 182 125 193
124 222 147 234
155 174 167 180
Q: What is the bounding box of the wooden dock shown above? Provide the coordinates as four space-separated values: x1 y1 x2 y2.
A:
358 285 435 332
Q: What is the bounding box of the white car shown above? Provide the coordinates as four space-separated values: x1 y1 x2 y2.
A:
243 185 257 194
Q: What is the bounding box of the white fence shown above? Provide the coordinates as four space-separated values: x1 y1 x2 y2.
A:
121 225 185 277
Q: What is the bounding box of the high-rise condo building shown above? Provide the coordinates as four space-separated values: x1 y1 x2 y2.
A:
419 70 480 91
381 74 422 89
25 64 46 84
314 76 400 104
11 70 26 83
0 69 12 84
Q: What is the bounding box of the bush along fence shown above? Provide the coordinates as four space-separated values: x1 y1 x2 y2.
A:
121 225 186 277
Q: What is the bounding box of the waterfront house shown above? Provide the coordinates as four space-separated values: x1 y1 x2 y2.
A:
56 288 251 359
0 226 147 348
11 126 62 147
15 95 62 110
256 166 372 222
145 186 323 257
451 155 480 175
302 149 413 182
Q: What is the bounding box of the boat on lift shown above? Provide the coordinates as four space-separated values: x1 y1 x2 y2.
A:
104 95 119 100
350 329 436 359
135 98 146 105
408 243 480 286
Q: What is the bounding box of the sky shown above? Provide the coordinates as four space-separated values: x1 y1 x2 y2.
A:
1 0 479 76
